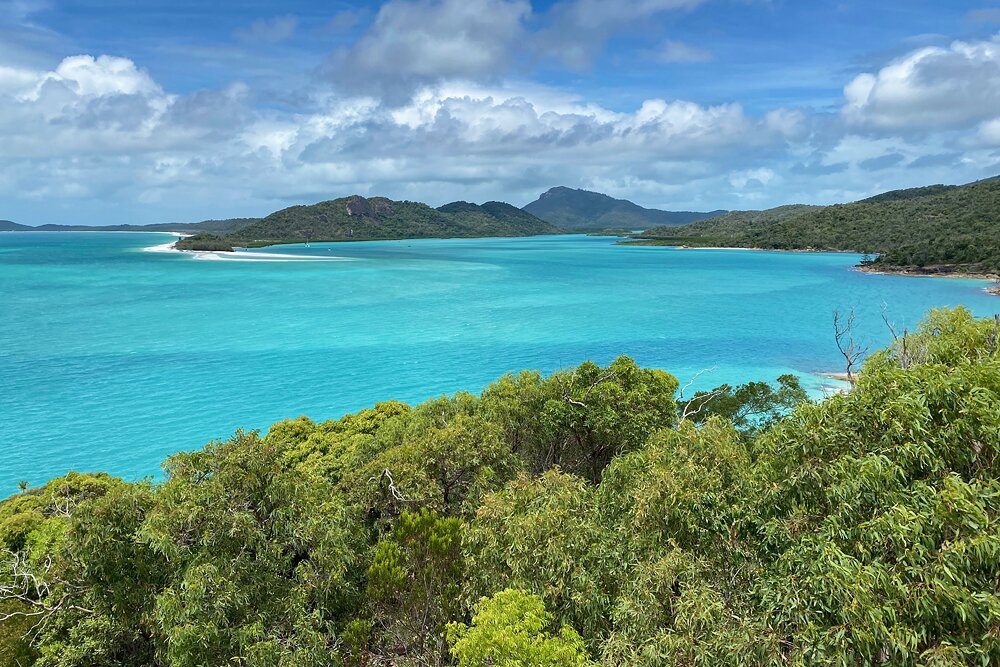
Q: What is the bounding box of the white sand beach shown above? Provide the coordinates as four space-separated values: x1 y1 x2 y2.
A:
142 233 352 262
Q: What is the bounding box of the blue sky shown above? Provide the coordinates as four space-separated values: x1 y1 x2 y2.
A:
2 0 1000 224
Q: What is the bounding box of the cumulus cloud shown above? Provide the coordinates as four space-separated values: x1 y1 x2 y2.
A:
325 88 798 163
323 0 710 101
5 17 1000 226
0 48 814 222
52 55 161 97
323 0 531 103
0 55 181 159
843 33 1000 130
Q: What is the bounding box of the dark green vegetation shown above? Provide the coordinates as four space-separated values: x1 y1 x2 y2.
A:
3 308 1000 666
524 186 725 231
635 178 1000 275
2 196 559 249
225 196 558 246
0 218 256 234
173 234 236 252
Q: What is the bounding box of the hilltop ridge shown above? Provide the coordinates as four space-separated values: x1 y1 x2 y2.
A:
177 195 560 250
524 186 725 230
633 177 1000 276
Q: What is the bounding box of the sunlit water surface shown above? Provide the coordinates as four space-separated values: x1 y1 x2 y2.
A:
2 232 997 492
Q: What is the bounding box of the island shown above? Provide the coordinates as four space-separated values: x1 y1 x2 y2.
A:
173 196 561 251
624 177 1000 288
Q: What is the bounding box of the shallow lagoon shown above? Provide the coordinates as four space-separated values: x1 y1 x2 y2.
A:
1 231 997 492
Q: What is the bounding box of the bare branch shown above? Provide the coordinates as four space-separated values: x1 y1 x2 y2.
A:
679 388 726 425
879 303 899 340
368 469 425 503
559 368 619 409
677 366 718 403
0 549 93 627
833 308 870 385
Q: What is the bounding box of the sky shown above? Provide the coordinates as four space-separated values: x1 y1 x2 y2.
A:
1 1 1000 225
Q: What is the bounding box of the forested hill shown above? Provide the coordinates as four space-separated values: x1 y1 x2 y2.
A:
637 177 1000 274
524 186 725 230
2 308 999 665
0 218 257 234
184 196 559 249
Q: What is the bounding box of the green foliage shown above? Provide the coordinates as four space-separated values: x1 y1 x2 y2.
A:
751 307 1000 664
3 310 1000 665
351 408 517 517
226 195 559 246
596 420 776 665
1 219 256 234
642 178 1000 273
144 430 360 667
171 233 234 251
364 509 464 663
679 374 808 434
481 356 679 482
447 589 595 667
0 600 39 667
466 470 609 639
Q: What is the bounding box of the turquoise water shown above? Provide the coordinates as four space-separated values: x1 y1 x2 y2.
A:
1 231 997 493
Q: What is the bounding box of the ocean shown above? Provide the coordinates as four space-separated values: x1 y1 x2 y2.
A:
1 231 997 493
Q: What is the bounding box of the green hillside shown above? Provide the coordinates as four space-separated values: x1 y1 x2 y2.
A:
524 186 725 230
2 308 999 665
207 195 559 247
0 218 257 234
638 178 1000 274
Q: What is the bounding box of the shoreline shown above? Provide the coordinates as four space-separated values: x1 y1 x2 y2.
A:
621 239 1000 297
142 233 352 262
856 265 1000 296
141 232 193 254
618 240 856 254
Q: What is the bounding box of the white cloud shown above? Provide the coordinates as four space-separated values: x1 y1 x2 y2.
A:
324 0 531 102
978 117 1000 145
4 55 163 104
843 33 1000 129
0 50 813 222
323 0 711 101
3 24 1000 226
0 63 38 93
51 55 161 97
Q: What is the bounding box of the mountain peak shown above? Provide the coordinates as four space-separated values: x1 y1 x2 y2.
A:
524 187 725 230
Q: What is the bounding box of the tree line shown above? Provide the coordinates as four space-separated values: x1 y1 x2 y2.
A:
637 178 1000 274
